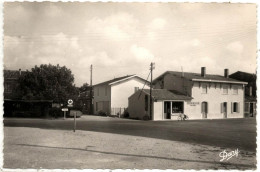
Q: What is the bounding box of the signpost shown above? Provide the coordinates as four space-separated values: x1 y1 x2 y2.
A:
62 108 68 120
68 99 76 132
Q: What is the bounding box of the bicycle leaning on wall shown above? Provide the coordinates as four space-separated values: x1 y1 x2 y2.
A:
177 113 189 121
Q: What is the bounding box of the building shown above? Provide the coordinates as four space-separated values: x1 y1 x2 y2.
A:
93 74 149 116
229 71 256 117
78 89 93 114
128 67 247 120
4 69 52 117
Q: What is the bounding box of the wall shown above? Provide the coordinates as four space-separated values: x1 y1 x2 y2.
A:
111 77 149 109
93 84 111 114
185 82 244 119
162 74 192 96
128 90 150 119
153 101 163 120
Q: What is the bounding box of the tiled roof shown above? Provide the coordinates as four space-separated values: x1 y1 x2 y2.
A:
153 71 246 83
229 71 256 83
93 74 148 86
143 89 192 100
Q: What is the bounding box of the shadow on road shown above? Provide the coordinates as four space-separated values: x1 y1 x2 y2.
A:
14 143 255 169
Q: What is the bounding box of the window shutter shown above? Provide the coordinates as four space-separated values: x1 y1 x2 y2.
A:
231 102 233 113
238 102 240 113
221 103 223 113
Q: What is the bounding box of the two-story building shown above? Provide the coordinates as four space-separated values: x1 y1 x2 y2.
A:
93 74 149 116
229 71 256 117
128 67 247 120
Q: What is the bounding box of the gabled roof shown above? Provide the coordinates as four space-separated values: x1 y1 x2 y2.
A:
229 71 256 83
142 89 192 101
153 71 247 84
93 74 149 86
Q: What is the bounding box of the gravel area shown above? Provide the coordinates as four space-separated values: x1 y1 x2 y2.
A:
4 126 256 170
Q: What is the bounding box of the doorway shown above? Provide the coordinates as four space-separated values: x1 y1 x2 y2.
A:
164 101 171 119
201 102 208 119
250 103 254 117
223 102 227 118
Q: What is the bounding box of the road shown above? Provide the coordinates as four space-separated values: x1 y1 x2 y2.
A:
4 116 256 152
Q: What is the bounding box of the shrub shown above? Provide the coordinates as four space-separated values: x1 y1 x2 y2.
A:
98 110 107 116
49 107 63 118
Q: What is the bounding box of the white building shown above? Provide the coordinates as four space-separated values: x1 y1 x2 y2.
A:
93 74 149 115
128 67 247 120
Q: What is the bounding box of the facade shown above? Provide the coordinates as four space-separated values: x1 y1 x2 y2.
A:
4 69 24 99
93 75 149 115
229 71 256 117
129 67 247 120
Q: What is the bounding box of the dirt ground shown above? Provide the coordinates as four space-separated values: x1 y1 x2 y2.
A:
4 126 256 170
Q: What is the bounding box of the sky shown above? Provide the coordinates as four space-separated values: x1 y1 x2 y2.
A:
3 2 257 86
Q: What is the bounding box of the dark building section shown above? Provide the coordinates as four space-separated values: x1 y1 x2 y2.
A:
229 71 256 117
4 69 52 117
78 89 93 114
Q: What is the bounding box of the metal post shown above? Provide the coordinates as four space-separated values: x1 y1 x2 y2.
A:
74 112 76 132
64 111 66 120
150 62 155 120
90 64 93 114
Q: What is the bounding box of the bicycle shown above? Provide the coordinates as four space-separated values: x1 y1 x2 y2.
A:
177 113 189 121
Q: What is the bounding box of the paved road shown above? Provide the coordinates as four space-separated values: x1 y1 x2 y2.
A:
4 116 256 152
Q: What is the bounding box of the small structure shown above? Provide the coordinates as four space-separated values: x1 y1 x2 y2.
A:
93 74 149 116
128 89 192 120
229 71 256 117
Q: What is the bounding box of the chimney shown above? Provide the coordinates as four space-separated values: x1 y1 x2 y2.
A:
19 69 21 76
224 69 229 78
201 67 206 77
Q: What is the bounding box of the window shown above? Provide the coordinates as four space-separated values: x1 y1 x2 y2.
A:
172 102 184 113
223 85 228 94
233 86 238 95
134 87 139 92
97 88 99 96
96 102 98 111
145 95 148 111
231 102 239 113
202 84 207 94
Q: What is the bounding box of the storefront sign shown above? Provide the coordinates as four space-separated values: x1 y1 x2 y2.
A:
188 102 200 106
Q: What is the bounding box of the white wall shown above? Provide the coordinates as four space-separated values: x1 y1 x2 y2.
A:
153 101 163 120
111 77 149 109
185 82 244 119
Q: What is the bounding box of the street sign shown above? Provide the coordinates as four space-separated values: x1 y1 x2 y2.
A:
62 108 69 111
68 99 73 105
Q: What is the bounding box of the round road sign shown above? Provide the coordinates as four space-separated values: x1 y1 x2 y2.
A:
68 99 73 105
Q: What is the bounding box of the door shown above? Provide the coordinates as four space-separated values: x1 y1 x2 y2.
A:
223 102 227 118
250 103 254 117
164 101 171 119
201 102 208 119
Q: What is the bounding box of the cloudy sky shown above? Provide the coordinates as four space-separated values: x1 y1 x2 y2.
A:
4 2 256 86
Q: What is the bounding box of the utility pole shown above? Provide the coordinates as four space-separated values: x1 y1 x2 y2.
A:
150 62 155 120
90 64 93 114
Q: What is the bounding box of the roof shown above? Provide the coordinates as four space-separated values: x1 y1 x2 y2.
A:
142 89 192 101
229 71 256 83
153 71 247 84
93 74 149 86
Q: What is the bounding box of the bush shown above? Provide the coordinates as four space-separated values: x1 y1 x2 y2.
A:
49 107 63 118
123 109 129 118
98 110 107 116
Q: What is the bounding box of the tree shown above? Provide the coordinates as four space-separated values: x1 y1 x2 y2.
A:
79 82 89 92
16 64 78 103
